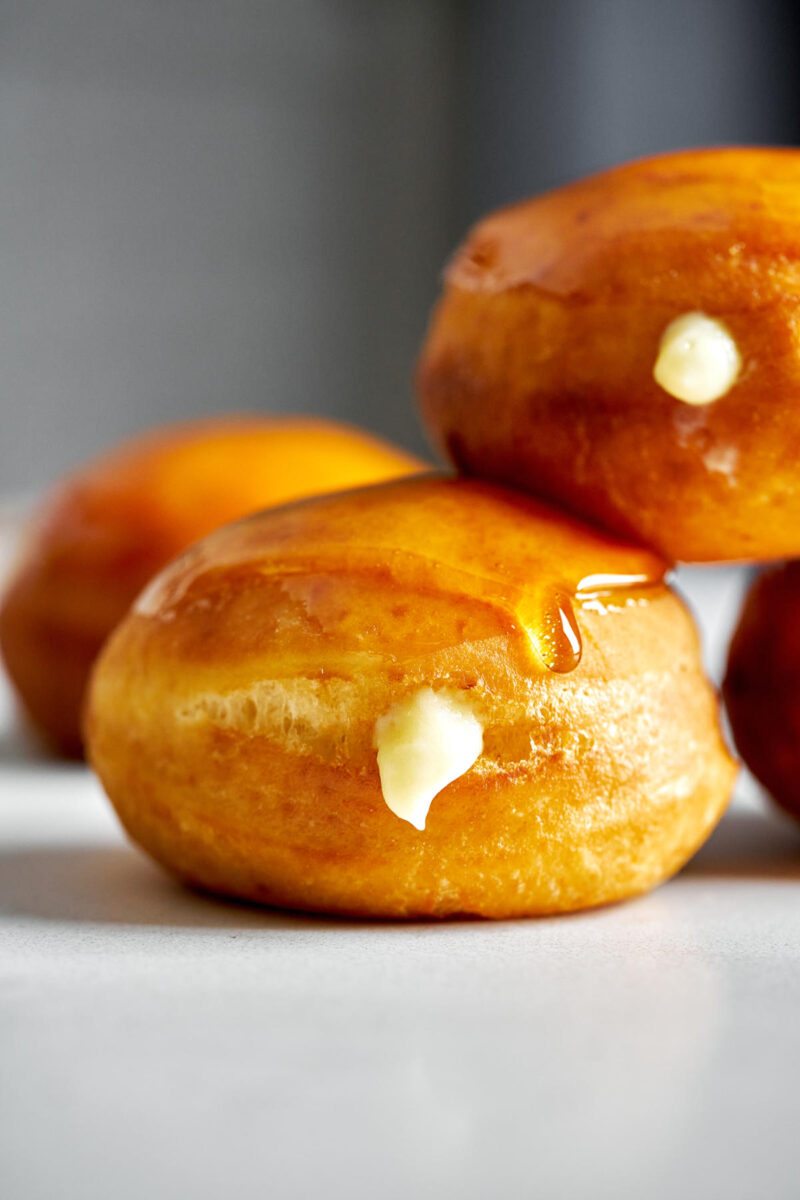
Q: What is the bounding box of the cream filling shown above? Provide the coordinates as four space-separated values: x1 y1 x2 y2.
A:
373 687 483 830
653 312 741 405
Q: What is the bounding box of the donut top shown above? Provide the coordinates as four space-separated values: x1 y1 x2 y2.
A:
136 475 665 676
449 147 800 309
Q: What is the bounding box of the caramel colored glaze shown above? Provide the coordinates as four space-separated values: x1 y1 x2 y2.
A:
418 147 800 563
0 416 424 756
724 563 800 821
135 474 664 674
86 476 735 919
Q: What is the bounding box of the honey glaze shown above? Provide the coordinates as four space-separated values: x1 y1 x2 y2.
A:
517 586 583 673
516 574 664 673
137 475 666 677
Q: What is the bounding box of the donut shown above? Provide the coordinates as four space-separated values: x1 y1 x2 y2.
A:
724 563 800 819
85 475 735 918
0 416 423 756
418 146 800 563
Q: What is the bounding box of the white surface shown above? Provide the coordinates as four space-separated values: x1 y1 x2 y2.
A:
3 552 800 1199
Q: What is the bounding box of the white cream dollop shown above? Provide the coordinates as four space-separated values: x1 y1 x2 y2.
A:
653 312 741 405
373 687 483 831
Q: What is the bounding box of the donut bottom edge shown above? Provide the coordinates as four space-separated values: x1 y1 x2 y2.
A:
89 721 735 921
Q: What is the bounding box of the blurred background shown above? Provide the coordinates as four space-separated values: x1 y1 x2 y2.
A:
2 0 800 492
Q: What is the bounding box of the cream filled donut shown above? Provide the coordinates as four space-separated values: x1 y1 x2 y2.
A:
418 147 800 563
86 475 735 918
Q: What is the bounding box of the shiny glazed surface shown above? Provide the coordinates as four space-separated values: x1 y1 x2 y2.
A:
418 147 800 562
87 475 735 918
0 416 424 756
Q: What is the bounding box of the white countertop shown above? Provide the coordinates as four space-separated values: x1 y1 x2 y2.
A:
2 541 800 1199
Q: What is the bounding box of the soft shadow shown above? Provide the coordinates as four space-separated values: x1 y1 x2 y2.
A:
0 843 349 930
0 843 498 930
684 807 800 880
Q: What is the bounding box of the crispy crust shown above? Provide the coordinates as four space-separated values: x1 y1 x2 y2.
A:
86 476 735 918
418 147 800 563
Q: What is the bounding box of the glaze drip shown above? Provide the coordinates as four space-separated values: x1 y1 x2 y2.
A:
519 586 583 673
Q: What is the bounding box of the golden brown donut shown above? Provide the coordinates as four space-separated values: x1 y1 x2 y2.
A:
418 147 800 563
0 416 423 756
724 563 800 820
86 475 735 918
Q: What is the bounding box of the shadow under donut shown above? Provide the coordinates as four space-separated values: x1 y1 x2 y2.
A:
3 806 798 933
0 843 346 930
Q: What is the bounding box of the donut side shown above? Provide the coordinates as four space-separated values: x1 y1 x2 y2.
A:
724 563 800 818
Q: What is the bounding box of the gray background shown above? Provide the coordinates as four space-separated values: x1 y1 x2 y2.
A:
1 0 799 491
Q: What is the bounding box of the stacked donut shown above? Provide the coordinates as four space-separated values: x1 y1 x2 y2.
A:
418 145 800 849
10 146 800 919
